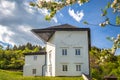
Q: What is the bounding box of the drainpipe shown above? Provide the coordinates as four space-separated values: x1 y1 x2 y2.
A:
42 52 47 76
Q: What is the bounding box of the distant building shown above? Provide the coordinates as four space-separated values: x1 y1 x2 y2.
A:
23 24 91 76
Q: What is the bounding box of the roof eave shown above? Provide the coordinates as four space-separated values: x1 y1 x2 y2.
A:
31 29 47 43
24 51 47 55
31 29 55 42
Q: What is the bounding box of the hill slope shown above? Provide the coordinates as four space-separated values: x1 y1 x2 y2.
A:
0 69 83 80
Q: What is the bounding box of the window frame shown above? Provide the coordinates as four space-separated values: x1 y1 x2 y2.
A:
32 69 36 74
33 55 37 60
76 64 81 71
62 48 67 55
62 65 68 71
75 49 81 55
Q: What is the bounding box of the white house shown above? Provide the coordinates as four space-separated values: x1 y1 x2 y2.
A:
23 24 91 77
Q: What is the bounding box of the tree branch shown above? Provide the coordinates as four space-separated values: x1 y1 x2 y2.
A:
109 23 120 27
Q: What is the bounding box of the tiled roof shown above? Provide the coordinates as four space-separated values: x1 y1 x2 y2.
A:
44 24 77 29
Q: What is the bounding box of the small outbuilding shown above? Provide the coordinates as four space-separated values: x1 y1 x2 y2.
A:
23 52 46 76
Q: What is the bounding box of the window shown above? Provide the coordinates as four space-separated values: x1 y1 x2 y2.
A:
62 49 67 55
32 69 36 74
75 49 80 55
49 53 51 64
76 65 81 71
33 55 37 60
62 65 68 71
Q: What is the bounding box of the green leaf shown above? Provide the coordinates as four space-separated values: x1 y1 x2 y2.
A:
101 9 107 16
105 2 111 9
106 37 115 42
45 15 51 21
117 44 120 48
0 45 3 50
116 16 120 25
50 11 56 17
78 0 89 4
29 2 36 7
83 21 89 25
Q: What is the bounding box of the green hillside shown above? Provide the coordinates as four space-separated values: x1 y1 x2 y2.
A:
0 69 83 80
0 43 120 79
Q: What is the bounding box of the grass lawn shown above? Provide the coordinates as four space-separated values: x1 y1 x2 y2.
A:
0 69 83 80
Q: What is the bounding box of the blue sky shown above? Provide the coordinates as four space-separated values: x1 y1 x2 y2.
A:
0 0 120 54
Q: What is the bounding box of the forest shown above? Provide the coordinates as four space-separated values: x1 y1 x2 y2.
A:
0 43 120 79
90 47 120 79
0 43 44 70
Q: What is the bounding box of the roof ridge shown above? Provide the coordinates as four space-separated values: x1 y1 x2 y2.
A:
46 24 78 29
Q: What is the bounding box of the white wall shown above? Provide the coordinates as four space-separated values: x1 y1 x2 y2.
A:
46 42 55 76
53 31 89 76
24 30 90 76
23 55 45 76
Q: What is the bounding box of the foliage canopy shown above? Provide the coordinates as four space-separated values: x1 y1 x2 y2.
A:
30 0 120 27
0 43 43 70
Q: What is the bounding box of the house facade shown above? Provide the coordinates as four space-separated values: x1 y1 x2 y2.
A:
23 24 91 76
23 52 46 76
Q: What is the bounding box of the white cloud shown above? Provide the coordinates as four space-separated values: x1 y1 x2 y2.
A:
39 9 50 15
68 8 84 22
18 25 32 33
0 0 58 47
24 2 36 14
52 16 58 23
59 13 63 17
0 0 15 16
0 25 14 36
0 25 15 45
25 6 36 14
39 9 58 23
